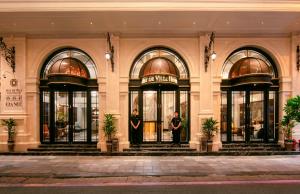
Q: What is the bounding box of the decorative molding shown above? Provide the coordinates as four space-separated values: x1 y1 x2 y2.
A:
0 37 16 73
0 1 299 12
297 45 300 71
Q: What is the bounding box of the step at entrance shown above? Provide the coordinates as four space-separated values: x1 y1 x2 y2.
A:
219 143 284 153
27 144 101 155
123 144 198 156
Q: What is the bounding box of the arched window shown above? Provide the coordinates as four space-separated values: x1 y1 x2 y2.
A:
41 48 97 79
130 47 189 79
40 48 99 144
129 47 190 144
220 47 279 144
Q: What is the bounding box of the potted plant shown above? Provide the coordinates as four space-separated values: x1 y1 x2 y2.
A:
281 115 295 151
2 118 17 152
102 113 116 152
281 96 300 151
202 117 218 152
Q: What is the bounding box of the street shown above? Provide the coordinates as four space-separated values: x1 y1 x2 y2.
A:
1 180 300 194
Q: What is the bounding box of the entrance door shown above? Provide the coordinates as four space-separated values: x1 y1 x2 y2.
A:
142 90 176 142
231 91 265 142
54 91 88 143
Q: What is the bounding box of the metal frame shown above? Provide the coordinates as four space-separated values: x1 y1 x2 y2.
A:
221 47 279 143
40 47 98 144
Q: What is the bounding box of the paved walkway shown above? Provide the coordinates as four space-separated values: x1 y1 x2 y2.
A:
1 155 300 184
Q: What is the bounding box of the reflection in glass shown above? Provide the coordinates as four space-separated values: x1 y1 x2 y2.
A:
161 91 176 142
131 49 188 79
222 49 275 79
42 49 97 79
221 91 227 142
143 91 157 141
130 91 139 114
73 91 87 142
54 92 69 142
232 91 245 141
91 91 99 142
250 91 264 141
42 91 50 142
269 92 275 141
180 91 189 142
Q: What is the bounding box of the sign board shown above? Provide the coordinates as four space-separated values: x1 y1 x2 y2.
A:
141 75 178 85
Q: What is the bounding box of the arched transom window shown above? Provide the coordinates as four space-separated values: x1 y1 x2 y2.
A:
42 49 97 79
130 47 189 79
222 49 276 79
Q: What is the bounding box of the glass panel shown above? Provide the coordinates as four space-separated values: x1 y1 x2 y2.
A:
42 49 97 79
91 91 99 142
250 91 264 141
143 91 157 141
222 49 275 79
130 91 139 114
54 91 69 142
42 91 50 142
180 91 189 142
73 91 87 142
232 91 246 141
130 91 139 143
269 91 276 141
130 49 188 79
221 91 227 142
161 91 176 142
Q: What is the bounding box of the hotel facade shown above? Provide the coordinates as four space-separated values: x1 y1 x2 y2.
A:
0 0 300 152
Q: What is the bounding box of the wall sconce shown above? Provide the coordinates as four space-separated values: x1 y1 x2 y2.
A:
105 32 115 72
297 45 300 71
0 37 16 73
204 32 216 72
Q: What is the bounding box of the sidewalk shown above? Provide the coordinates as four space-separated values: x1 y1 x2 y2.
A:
1 155 300 185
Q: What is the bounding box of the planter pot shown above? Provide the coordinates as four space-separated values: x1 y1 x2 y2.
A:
207 140 213 152
285 142 293 151
112 138 119 152
7 140 15 152
106 140 113 153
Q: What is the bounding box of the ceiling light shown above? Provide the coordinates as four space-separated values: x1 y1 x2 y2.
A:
192 21 196 25
226 21 230 25
158 21 162 25
90 21 93 25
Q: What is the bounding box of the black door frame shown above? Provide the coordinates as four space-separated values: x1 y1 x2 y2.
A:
140 88 180 143
129 86 190 144
223 87 278 143
40 88 95 144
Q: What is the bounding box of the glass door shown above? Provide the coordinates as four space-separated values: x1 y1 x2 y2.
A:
161 91 176 142
142 90 177 142
72 91 87 142
54 91 69 142
231 91 246 141
249 91 264 142
143 91 158 141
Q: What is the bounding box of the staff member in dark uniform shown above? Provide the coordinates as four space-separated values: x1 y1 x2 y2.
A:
171 111 182 146
130 109 141 146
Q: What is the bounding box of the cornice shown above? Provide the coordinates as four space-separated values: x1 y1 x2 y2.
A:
0 0 299 12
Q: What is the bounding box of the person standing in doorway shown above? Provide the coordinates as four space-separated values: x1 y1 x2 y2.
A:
130 109 141 146
171 111 182 146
